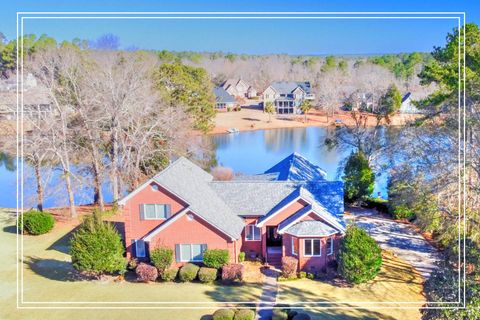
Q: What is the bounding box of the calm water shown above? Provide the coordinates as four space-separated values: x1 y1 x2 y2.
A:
205 126 388 196
0 127 389 209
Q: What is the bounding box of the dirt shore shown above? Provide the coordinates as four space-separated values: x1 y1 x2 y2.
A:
210 107 421 135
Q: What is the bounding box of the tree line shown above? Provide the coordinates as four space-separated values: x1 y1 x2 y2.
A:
1 39 217 217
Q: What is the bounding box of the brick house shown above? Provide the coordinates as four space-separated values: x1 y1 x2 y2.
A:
119 153 345 272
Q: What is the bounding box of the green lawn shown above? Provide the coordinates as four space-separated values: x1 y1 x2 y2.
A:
1 209 426 320
0 210 261 320
277 251 426 320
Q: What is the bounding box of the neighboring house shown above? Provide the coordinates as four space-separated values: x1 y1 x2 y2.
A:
214 87 237 110
400 92 423 114
0 74 52 120
119 153 345 272
222 78 257 98
262 81 315 114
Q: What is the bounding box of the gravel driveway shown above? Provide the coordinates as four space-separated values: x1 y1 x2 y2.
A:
346 210 442 279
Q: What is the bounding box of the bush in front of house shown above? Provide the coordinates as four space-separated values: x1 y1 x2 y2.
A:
212 308 235 320
127 258 138 271
238 251 246 263
70 212 125 275
160 267 179 281
18 210 55 235
136 262 158 282
298 271 307 279
233 309 255 320
338 225 382 284
272 309 288 320
178 263 200 282
221 263 244 283
150 247 173 272
203 249 230 269
198 267 218 283
281 256 298 278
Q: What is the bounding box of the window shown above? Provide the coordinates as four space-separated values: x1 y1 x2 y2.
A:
326 237 334 255
134 239 146 258
141 204 171 220
304 239 321 256
245 225 261 241
291 237 298 256
177 244 207 262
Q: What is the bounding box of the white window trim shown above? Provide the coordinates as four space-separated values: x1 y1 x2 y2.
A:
327 237 334 256
179 244 207 262
135 239 146 258
143 204 170 220
245 225 261 241
291 237 297 256
304 239 322 257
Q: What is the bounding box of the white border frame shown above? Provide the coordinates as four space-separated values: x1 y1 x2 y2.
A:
15 11 466 312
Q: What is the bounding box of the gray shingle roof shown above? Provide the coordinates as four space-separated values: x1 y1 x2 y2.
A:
209 181 298 216
214 87 236 104
270 81 312 95
264 152 327 181
283 220 339 237
152 157 244 239
125 153 345 241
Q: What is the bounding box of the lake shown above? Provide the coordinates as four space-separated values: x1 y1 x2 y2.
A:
0 127 388 209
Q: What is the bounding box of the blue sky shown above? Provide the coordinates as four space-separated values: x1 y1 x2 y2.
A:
1 0 479 55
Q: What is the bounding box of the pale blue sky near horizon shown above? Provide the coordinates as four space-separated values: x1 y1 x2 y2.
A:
1 0 479 55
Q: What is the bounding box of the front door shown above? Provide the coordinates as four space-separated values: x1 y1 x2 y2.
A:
266 226 282 247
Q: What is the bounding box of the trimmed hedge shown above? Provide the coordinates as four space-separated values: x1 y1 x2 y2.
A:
204 249 230 269
212 308 235 320
178 263 200 282
70 213 125 275
160 267 179 282
150 247 173 272
281 256 298 278
221 263 244 283
136 263 158 282
338 225 382 284
198 267 218 283
233 309 255 320
18 210 55 235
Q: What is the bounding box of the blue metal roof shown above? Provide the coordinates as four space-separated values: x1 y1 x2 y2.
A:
264 152 327 181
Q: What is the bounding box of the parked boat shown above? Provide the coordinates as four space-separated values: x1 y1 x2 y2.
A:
227 128 240 133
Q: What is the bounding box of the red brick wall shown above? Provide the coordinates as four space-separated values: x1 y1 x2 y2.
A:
149 211 237 267
122 181 187 258
296 235 342 272
240 217 262 259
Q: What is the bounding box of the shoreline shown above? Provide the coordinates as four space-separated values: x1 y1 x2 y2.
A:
205 108 422 136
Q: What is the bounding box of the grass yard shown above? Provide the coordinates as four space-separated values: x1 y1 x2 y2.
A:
277 251 426 320
0 209 261 320
1 208 427 320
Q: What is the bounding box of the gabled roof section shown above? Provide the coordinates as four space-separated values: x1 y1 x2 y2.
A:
284 220 339 237
264 152 327 181
214 87 236 104
300 184 345 232
269 81 312 95
256 187 302 226
146 157 244 239
210 181 298 217
256 182 345 232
